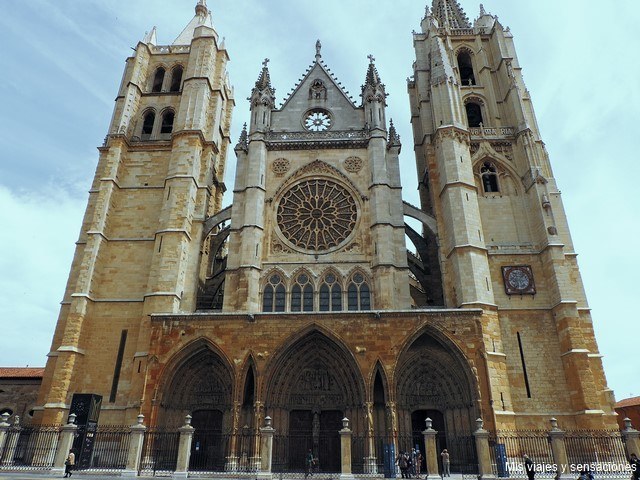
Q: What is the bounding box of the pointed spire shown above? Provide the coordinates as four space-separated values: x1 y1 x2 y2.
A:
173 0 217 45
364 55 383 88
431 0 471 29
479 4 486 16
315 39 322 62
142 26 157 45
235 123 248 151
387 119 401 149
361 55 386 108
195 0 207 17
250 59 276 109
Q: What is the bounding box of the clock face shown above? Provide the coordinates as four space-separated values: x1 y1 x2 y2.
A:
304 109 332 132
502 266 536 295
508 269 530 290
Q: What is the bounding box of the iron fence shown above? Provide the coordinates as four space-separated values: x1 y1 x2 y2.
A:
491 431 555 479
273 433 341 474
0 425 60 470
79 425 130 471
565 431 630 478
139 429 180 476
446 435 478 474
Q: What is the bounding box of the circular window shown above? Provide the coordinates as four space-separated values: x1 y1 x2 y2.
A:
304 109 332 132
277 179 357 252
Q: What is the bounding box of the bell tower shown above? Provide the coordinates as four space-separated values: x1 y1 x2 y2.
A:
409 0 616 427
37 0 234 424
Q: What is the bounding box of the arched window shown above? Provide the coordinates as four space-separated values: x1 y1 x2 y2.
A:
170 66 183 92
262 274 285 312
347 272 371 311
319 273 342 312
152 67 165 93
465 102 483 128
480 161 499 193
141 111 155 139
457 51 476 86
161 110 174 134
291 273 313 312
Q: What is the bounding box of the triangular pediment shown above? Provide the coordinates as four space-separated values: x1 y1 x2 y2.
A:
270 60 363 133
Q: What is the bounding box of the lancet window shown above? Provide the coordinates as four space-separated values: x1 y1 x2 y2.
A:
262 274 285 312
347 272 371 311
151 67 165 93
291 273 314 312
480 161 499 193
319 273 342 312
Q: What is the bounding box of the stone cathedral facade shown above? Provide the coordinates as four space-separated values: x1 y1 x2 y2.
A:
35 0 617 472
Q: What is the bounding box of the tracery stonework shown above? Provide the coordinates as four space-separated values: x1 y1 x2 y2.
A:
344 156 363 173
276 179 357 251
271 157 290 177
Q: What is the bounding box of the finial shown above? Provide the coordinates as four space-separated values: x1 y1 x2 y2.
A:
195 0 207 17
480 4 486 16
236 123 248 151
315 40 322 60
367 54 375 64
425 5 430 18
262 58 270 68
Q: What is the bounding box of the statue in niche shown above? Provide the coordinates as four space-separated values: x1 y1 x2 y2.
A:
309 79 327 100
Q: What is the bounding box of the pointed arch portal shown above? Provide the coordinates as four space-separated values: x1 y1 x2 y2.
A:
266 329 365 473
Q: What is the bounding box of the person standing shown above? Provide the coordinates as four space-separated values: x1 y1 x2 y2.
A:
305 449 314 479
441 449 450 477
523 454 535 480
396 451 409 479
63 449 75 478
416 450 423 477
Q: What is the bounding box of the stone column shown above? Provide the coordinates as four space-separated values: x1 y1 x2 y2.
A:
51 414 78 475
0 413 10 456
226 402 241 472
622 418 640 458
422 417 440 480
340 417 355 480
548 418 572 480
474 418 496 480
364 402 378 474
173 414 194 480
252 401 265 471
257 416 275 480
123 414 147 477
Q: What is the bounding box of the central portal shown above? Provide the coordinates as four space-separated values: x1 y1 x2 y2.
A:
289 410 342 472
266 330 366 473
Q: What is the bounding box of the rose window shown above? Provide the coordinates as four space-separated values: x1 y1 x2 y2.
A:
304 109 332 132
277 179 357 251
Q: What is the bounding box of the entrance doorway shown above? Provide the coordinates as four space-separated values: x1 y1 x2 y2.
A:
287 410 342 473
190 409 225 471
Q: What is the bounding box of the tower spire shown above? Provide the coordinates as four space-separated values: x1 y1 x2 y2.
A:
195 0 207 17
431 0 471 29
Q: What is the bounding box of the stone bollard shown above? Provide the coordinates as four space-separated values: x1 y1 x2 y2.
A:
339 417 354 480
123 414 147 477
0 413 10 455
473 418 496 480
173 414 194 479
621 418 640 458
422 417 440 480
257 416 275 480
548 418 572 480
52 413 78 475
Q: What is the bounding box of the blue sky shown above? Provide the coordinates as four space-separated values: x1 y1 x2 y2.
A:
1 0 638 403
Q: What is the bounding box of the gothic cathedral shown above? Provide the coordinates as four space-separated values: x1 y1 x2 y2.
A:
36 0 617 472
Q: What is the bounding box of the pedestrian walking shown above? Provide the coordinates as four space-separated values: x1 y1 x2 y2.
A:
396 451 409 478
441 449 450 477
63 449 75 477
305 449 315 479
523 454 535 480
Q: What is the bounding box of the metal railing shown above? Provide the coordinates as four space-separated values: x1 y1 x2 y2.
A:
0 425 60 470
565 431 629 478
139 429 180 477
491 431 555 478
76 425 130 472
